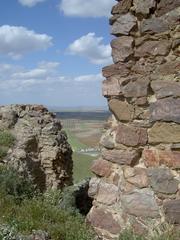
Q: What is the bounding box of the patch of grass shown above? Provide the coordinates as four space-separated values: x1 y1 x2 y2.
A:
0 130 14 160
119 229 144 240
0 131 15 147
0 191 94 240
73 152 95 183
0 166 36 201
0 147 9 160
65 129 87 151
119 226 180 240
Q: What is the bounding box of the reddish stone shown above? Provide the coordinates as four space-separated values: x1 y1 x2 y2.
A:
115 124 148 147
102 148 140 166
91 159 112 177
111 36 134 63
143 149 180 169
135 40 170 57
87 207 121 235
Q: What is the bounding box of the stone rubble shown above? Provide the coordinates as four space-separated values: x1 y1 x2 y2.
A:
87 0 180 239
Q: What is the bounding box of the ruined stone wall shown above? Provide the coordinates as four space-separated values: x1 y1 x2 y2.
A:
0 105 73 191
87 0 180 239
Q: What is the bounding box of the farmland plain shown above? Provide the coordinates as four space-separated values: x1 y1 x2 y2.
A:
56 111 110 182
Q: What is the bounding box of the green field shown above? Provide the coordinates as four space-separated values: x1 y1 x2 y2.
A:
57 111 109 183
73 152 95 183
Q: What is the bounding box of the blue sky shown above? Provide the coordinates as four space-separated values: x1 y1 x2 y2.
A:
0 0 114 108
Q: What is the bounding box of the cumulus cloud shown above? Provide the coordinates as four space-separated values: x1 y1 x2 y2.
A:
74 74 102 82
18 0 46 7
59 0 114 17
0 62 105 107
68 33 112 65
0 25 53 59
0 62 102 91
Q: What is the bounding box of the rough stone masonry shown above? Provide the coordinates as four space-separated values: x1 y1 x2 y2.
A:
0 104 73 191
87 0 180 239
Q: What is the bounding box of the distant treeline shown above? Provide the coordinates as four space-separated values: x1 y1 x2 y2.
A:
55 111 111 121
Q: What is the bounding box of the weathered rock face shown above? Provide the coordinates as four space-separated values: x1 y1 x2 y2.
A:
0 104 73 191
87 0 180 239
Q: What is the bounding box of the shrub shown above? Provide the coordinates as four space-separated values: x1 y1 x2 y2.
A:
0 166 36 201
119 229 143 240
0 147 8 160
0 131 14 148
0 130 14 160
0 197 94 240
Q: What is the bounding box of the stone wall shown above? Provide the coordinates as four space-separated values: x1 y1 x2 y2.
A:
0 105 73 191
87 0 180 239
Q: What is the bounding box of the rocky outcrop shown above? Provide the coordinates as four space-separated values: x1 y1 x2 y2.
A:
87 0 180 239
0 105 73 191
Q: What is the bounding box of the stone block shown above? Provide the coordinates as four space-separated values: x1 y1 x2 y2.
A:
100 130 115 149
156 0 180 17
91 159 112 177
135 40 170 57
102 62 131 78
112 13 137 36
116 124 148 147
148 122 180 144
102 78 121 97
148 168 179 194
150 98 180 123
122 75 150 98
111 36 134 63
111 0 132 15
121 189 160 218
102 148 140 166
151 81 180 99
124 167 149 188
143 149 180 169
133 0 156 16
97 181 119 205
109 99 134 121
164 199 180 224
87 207 121 235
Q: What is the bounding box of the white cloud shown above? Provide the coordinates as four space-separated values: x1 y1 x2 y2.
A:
18 0 46 7
74 73 102 82
68 33 112 65
0 62 106 107
59 0 114 17
0 62 102 91
0 25 53 59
